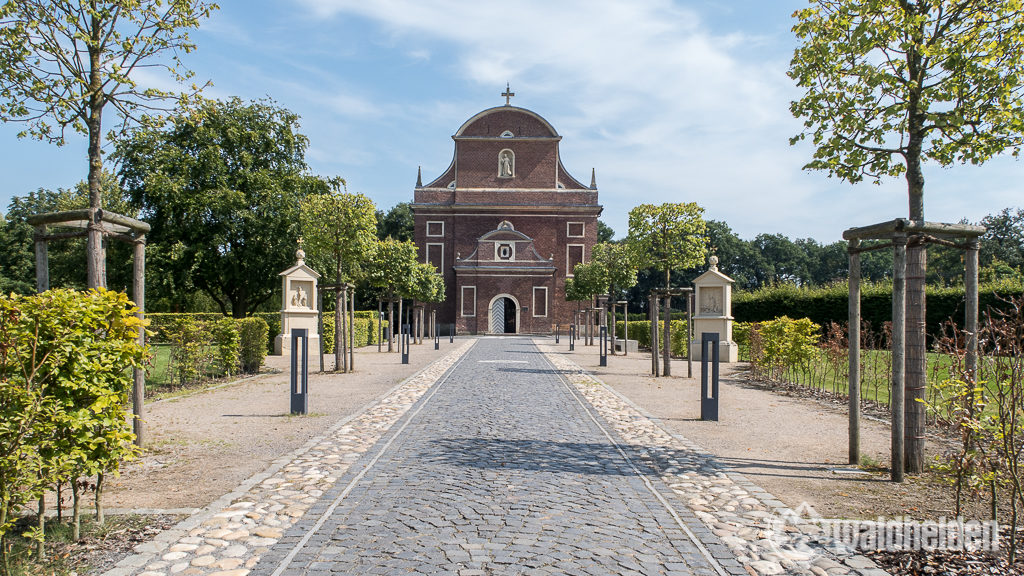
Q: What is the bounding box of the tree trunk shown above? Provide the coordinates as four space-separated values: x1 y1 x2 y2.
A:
340 287 349 373
95 472 104 525
86 12 106 289
335 291 343 372
903 23 928 474
36 496 45 561
72 480 81 541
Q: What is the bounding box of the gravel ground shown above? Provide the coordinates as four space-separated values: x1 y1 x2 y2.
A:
101 341 454 511
560 340 980 523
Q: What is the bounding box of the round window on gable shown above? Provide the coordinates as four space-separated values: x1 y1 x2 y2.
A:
500 130 514 138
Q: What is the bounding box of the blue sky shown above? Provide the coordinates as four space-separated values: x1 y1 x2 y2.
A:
1 0 1021 242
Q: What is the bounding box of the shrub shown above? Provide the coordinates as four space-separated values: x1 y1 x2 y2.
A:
615 320 688 357
163 316 215 386
238 317 268 373
213 318 241 377
0 289 144 552
745 316 821 380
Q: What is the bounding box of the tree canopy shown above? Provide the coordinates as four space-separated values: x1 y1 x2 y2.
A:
626 202 707 289
301 185 378 284
376 202 415 241
0 0 217 287
117 97 317 317
790 0 1024 218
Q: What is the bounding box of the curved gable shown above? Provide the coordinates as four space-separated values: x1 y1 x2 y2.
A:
455 106 559 138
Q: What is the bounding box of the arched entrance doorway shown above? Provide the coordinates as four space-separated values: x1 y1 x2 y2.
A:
488 294 519 334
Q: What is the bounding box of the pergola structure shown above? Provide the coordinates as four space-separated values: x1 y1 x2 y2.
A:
27 208 150 447
844 218 985 482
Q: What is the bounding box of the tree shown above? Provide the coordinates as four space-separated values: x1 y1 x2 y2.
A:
0 0 217 288
790 0 1024 474
981 207 1024 271
300 184 377 372
364 238 418 351
597 220 616 243
118 97 317 317
626 203 707 289
376 202 415 241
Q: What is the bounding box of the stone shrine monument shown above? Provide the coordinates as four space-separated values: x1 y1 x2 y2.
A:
275 244 321 356
690 255 738 362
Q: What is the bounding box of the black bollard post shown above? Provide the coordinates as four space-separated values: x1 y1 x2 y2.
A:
401 324 410 364
599 325 608 367
290 328 308 415
700 332 720 421
569 323 575 351
450 323 454 343
555 324 560 344
434 319 440 350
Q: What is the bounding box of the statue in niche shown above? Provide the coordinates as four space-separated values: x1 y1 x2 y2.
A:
291 285 308 308
499 150 513 177
700 290 721 314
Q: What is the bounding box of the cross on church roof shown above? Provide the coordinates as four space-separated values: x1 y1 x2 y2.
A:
502 83 514 106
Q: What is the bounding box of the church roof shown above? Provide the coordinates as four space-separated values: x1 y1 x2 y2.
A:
455 106 559 139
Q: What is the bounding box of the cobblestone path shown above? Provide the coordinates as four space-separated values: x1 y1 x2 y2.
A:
252 337 731 576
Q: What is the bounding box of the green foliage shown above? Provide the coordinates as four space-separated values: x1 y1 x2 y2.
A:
117 97 318 317
597 220 615 243
732 280 1024 338
301 186 378 283
321 314 387 353
162 317 215 387
364 238 419 301
213 318 241 377
409 263 445 303
790 1 1024 186
626 203 707 288
614 320 688 357
570 261 607 301
753 317 821 376
237 317 268 374
593 242 638 298
0 289 144 553
376 202 415 241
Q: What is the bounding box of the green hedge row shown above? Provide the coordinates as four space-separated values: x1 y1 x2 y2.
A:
732 280 1024 335
614 320 688 357
320 314 389 354
157 315 268 383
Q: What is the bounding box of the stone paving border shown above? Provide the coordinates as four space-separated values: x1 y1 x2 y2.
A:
101 340 477 576
536 342 890 576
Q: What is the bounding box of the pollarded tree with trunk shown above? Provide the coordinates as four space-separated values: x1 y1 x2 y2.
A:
300 183 377 373
364 238 418 352
0 0 217 288
790 0 1024 474
626 202 708 289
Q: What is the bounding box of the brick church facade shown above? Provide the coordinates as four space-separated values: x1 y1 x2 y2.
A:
412 97 602 334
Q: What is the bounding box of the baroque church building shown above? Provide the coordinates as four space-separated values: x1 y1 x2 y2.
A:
412 92 603 334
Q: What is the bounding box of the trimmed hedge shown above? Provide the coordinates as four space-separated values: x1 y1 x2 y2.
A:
615 320 688 357
238 317 269 373
732 280 1024 337
320 314 388 354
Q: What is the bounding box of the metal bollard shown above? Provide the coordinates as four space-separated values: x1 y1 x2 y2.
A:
434 319 440 350
569 323 575 351
450 323 455 343
700 332 720 421
555 324 560 344
401 324 410 364
599 325 608 367
290 329 309 415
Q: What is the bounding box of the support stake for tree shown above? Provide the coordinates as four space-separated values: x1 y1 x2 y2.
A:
848 238 861 465
891 233 907 483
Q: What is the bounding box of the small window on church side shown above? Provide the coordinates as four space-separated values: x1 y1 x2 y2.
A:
496 243 514 261
461 286 476 317
567 222 585 237
533 287 548 317
566 244 584 277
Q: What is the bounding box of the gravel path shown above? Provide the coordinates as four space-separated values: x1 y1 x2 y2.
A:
103 342 456 512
